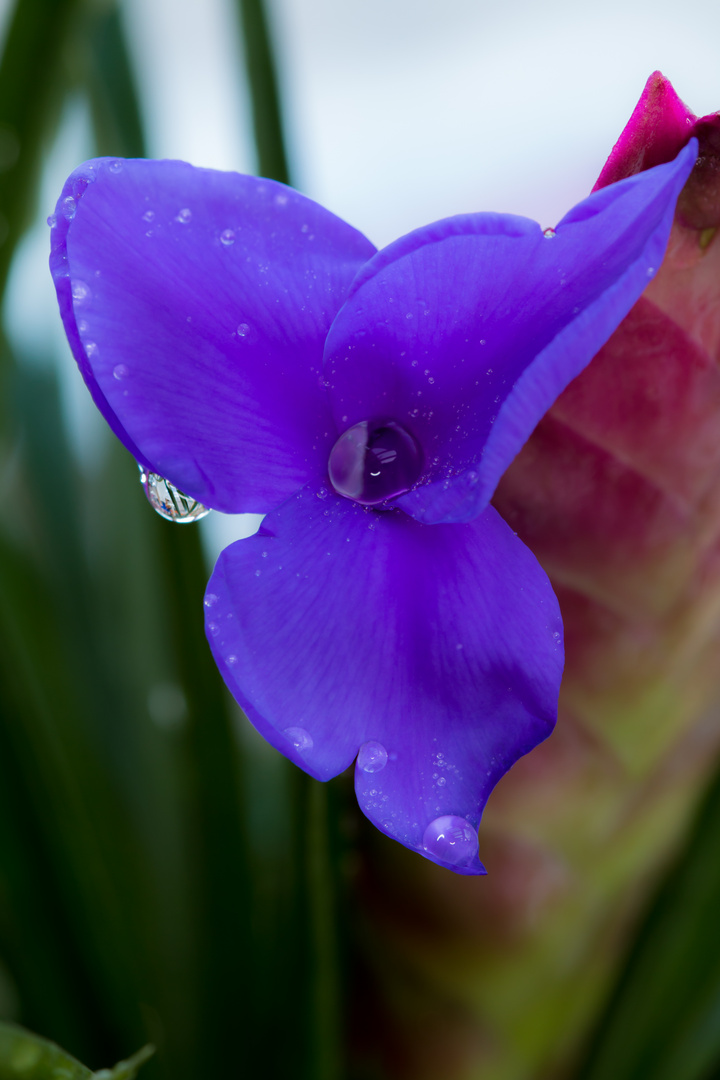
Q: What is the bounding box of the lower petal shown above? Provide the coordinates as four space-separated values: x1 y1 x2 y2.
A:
205 490 563 873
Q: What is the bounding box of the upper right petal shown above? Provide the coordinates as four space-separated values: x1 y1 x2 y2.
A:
50 158 376 513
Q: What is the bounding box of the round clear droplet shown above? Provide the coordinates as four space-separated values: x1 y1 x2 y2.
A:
422 815 478 867
176 208 192 224
138 466 211 523
328 419 423 505
284 726 313 751
220 228 235 246
357 741 388 773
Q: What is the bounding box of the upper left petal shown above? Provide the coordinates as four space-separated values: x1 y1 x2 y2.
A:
50 158 375 512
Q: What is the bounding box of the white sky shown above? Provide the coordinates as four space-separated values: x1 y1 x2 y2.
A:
5 0 720 559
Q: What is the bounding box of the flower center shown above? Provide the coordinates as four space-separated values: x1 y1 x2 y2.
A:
327 419 423 506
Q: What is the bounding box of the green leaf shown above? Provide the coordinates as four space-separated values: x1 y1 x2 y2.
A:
0 0 80 296
236 0 291 183
0 1022 91 1079
0 1025 154 1080
574 766 720 1080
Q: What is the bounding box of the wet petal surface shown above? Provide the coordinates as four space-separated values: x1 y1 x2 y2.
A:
50 158 375 513
205 488 563 872
324 144 697 524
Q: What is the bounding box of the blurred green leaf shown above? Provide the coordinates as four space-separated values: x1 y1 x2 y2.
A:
0 1022 91 1079
575 760 720 1080
0 0 80 297
0 1024 153 1080
85 2 145 159
236 0 290 183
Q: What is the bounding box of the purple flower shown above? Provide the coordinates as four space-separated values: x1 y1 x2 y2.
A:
50 147 694 873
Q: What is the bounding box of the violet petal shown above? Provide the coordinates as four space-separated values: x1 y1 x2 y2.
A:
204 488 563 873
323 143 696 525
50 158 375 513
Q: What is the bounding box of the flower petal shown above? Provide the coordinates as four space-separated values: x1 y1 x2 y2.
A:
593 71 696 191
50 158 375 513
204 489 563 873
324 143 697 525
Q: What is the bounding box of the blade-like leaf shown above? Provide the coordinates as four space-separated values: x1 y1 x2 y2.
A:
574 757 720 1080
0 1022 91 1079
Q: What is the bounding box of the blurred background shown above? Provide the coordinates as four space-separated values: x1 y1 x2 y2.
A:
1 0 720 1078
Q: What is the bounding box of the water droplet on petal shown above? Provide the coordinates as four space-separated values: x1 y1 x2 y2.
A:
71 280 90 303
176 208 192 224
237 322 250 337
139 466 211 523
204 593 218 608
61 196 76 220
328 419 423 505
108 160 123 173
423 815 478 867
143 209 155 222
357 741 388 773
220 228 235 246
543 227 556 238
113 363 128 380
284 726 313 751
47 213 56 228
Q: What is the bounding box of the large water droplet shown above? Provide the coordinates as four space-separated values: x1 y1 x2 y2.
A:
138 466 211 523
423 815 478 867
357 741 388 773
328 419 423 505
220 228 235 246
284 726 313 751
176 208 192 224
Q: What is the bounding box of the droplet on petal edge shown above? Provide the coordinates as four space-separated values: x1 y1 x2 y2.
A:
138 465 211 523
284 727 313 751
357 741 388 773
422 815 479 867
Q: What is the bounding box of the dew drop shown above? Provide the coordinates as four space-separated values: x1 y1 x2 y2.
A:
204 593 218 608
47 213 56 228
237 322 250 337
220 228 235 246
176 208 192 224
284 726 313 751
328 419 423 506
61 196 76 221
143 209 155 222
139 466 211 523
422 815 478 867
543 227 556 238
436 776 447 787
357 741 388 773
108 160 123 173
85 341 98 357
71 280 90 303
113 363 128 380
